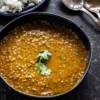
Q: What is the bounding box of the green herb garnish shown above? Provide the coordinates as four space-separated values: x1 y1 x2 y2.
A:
35 50 52 76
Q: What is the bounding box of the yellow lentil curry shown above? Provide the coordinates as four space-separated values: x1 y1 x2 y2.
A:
0 21 88 96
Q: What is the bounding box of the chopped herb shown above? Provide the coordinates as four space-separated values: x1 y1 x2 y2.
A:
38 50 52 62
35 62 51 76
35 50 52 76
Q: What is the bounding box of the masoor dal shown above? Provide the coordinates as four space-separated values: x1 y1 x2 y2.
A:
0 21 88 96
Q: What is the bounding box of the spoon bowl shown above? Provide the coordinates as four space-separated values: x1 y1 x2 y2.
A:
62 0 84 11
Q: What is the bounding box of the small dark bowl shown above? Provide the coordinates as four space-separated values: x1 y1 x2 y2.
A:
0 12 92 98
0 0 47 18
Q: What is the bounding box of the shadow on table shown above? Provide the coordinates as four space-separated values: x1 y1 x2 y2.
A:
59 1 81 16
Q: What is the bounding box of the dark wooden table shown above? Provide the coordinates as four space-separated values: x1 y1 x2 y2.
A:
0 0 100 100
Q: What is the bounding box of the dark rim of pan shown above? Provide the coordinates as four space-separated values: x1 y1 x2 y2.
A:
0 12 92 98
0 0 47 17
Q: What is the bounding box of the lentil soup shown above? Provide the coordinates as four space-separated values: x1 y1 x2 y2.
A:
0 21 88 96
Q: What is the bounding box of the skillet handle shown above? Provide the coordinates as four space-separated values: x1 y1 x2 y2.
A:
82 7 100 27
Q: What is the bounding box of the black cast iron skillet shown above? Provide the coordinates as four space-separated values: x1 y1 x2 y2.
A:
0 0 47 18
0 12 92 98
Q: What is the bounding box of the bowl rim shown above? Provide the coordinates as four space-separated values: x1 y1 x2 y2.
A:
0 12 92 98
0 0 47 17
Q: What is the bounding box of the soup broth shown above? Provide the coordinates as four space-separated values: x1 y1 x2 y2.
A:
0 21 88 96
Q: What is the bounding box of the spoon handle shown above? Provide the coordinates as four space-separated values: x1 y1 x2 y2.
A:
81 7 100 27
96 11 100 19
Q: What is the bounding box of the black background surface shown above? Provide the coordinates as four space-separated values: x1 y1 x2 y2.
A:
0 0 100 100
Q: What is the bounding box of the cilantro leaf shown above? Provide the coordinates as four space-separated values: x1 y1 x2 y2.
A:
35 50 52 76
35 62 51 76
38 50 52 62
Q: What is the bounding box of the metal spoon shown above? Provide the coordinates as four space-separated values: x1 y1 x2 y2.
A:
85 0 100 19
62 0 100 27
